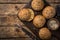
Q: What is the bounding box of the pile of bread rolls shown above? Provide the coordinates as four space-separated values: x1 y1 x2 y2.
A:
18 0 60 40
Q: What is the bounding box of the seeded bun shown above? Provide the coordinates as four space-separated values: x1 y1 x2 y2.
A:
42 6 56 19
31 0 44 11
33 15 46 28
39 28 51 39
47 18 59 30
18 8 34 21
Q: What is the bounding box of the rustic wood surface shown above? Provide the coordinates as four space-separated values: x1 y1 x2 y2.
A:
0 4 33 40
0 0 60 40
0 0 31 3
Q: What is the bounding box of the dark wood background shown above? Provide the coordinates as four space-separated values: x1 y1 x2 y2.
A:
0 0 60 40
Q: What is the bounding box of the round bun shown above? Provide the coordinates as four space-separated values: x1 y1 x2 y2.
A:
39 28 51 39
18 8 34 21
33 15 46 28
47 18 59 30
27 9 34 21
42 6 56 19
31 0 44 11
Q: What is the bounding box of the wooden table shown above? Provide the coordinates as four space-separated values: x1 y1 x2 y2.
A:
0 0 60 40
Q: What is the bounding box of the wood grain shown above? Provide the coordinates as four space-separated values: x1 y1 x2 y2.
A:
0 0 31 3
0 38 32 40
0 4 30 39
0 4 27 15
0 27 26 38
46 0 60 3
0 4 27 26
0 0 60 40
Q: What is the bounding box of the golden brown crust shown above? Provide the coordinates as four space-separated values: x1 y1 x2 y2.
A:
18 8 34 21
39 28 51 39
42 6 56 19
18 8 31 21
27 9 34 21
31 0 44 11
33 15 46 28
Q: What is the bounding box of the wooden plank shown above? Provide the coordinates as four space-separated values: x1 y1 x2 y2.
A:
0 14 25 26
0 38 32 40
0 0 60 4
0 4 27 15
0 15 32 39
0 4 31 39
0 4 27 25
0 15 18 25
0 0 31 3
45 0 60 8
46 0 60 3
0 27 29 38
